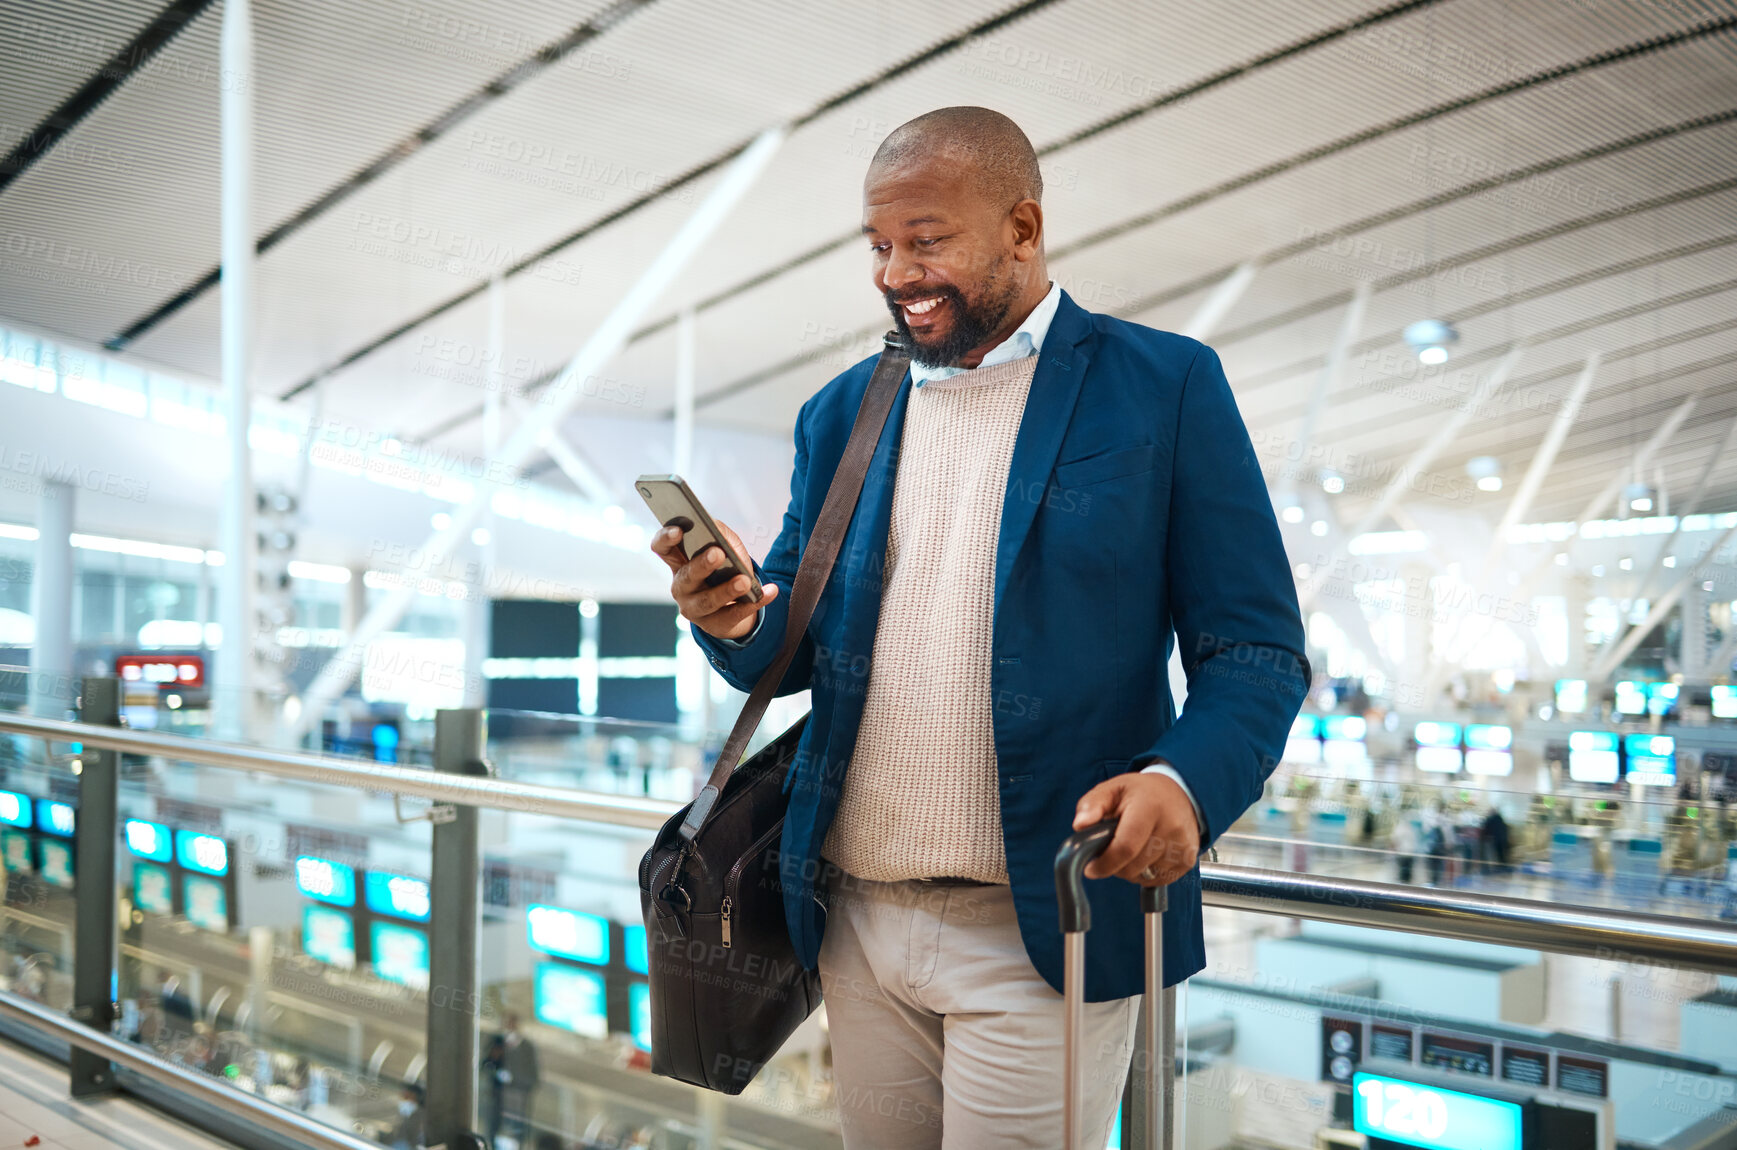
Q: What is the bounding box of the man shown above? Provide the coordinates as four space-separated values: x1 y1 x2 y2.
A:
652 107 1307 1147
494 1013 540 1140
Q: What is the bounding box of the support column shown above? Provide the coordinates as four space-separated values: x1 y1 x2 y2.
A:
464 276 505 708
1680 580 1709 679
674 308 696 477
1564 575 1590 681
28 481 75 717
215 0 256 741
426 709 486 1150
1401 562 1433 706
70 677 121 1097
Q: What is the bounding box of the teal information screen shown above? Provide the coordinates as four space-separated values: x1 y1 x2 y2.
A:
1352 1072 1524 1150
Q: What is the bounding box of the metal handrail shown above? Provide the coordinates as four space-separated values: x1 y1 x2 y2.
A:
0 711 675 830
5 711 1737 975
0 990 381 1150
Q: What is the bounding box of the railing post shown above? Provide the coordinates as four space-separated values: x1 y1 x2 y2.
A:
426 708 487 1150
70 676 121 1097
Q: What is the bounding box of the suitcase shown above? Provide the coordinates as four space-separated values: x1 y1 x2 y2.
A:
1055 819 1172 1150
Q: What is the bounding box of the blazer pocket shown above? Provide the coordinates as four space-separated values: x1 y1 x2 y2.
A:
1054 445 1158 489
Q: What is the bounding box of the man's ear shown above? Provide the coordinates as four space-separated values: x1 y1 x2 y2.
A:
1008 198 1043 260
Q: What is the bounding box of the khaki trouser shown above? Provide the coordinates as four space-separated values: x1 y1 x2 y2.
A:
818 870 1137 1149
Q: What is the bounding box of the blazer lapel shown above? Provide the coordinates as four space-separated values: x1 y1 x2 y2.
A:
994 291 1093 611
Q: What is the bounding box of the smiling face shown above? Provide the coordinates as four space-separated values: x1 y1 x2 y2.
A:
863 153 1046 369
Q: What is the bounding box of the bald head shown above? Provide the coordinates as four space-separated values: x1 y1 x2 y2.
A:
869 106 1043 210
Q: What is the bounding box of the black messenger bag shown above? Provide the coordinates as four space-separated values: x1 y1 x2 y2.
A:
638 334 909 1094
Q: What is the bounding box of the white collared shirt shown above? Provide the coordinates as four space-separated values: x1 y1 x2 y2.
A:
909 280 1062 386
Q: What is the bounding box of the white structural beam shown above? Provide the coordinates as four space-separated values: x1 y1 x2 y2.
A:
1302 346 1523 611
288 125 788 740
1589 518 1737 683
1478 352 1598 578
1278 282 1370 509
462 273 507 708
537 423 614 505
1634 415 1737 605
1180 261 1258 341
214 0 256 742
674 307 696 477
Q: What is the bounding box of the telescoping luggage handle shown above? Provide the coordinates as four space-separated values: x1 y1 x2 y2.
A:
1055 820 1172 1150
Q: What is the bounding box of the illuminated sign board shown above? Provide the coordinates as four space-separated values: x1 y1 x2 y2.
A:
370 922 430 989
1291 715 1322 739
116 654 205 688
1413 722 1461 748
1352 1072 1524 1150
175 831 229 876
364 871 431 922
0 829 31 873
1567 731 1619 784
1712 685 1737 719
533 962 607 1039
1322 715 1367 741
183 875 229 932
1614 681 1647 715
124 819 173 862
1416 747 1463 774
1554 679 1587 714
1465 725 1511 751
629 981 651 1050
623 923 649 976
526 904 610 965
1647 682 1678 716
303 905 357 969
0 791 31 829
134 862 174 913
38 839 74 889
1623 733 1675 787
294 856 357 906
36 800 74 836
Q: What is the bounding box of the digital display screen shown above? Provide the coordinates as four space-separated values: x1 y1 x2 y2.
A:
0 790 31 829
38 839 74 888
1556 1055 1608 1098
134 861 174 913
364 871 431 922
1647 682 1678 716
1420 1033 1494 1077
1712 685 1737 719
526 904 610 965
0 829 31 873
1464 725 1511 751
1291 715 1322 739
1615 681 1648 715
1285 736 1323 764
1371 1024 1414 1062
294 856 357 906
1321 715 1367 741
1465 750 1514 777
36 800 75 836
1623 733 1676 787
532 962 607 1039
1352 1072 1524 1150
124 819 173 862
303 905 357 969
629 981 651 1050
1554 679 1588 714
623 923 649 976
1413 722 1461 748
369 922 430 989
1416 747 1464 774
1568 731 1620 784
175 831 229 876
183 875 229 932
1501 1046 1549 1087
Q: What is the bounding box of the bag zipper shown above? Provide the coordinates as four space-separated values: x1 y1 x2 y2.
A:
721 819 784 949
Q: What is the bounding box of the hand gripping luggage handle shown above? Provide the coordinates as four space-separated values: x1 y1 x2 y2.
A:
1054 819 1169 933
1054 818 1172 1150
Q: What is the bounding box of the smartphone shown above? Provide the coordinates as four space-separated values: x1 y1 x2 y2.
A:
636 475 764 603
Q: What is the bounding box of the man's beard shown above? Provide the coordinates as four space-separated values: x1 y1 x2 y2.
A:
884 259 1020 369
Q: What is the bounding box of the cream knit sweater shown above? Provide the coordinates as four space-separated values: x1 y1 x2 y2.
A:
822 354 1039 883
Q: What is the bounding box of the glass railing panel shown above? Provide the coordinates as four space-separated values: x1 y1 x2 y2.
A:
0 729 77 1010
1172 902 1737 1150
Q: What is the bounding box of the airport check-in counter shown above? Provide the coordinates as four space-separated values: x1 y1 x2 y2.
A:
3 689 1737 1150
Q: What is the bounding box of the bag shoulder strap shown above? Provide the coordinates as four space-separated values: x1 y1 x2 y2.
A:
678 334 910 842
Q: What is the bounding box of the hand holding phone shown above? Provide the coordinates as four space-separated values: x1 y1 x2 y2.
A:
641 475 777 641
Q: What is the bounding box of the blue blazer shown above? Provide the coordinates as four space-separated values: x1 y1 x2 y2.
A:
693 291 1309 1001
